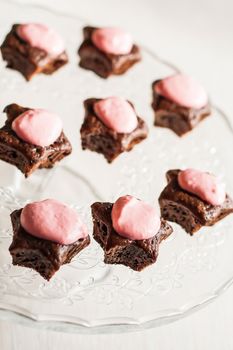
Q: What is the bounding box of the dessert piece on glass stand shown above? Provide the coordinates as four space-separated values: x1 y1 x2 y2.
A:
152 74 211 136
159 169 233 234
1 23 68 80
92 195 173 271
80 96 148 162
0 103 72 177
78 26 141 78
9 199 90 280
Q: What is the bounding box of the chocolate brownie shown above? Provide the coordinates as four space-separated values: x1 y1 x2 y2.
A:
9 209 90 281
159 169 233 234
152 80 211 136
80 98 148 163
0 24 68 81
0 104 72 177
78 27 141 78
91 202 173 271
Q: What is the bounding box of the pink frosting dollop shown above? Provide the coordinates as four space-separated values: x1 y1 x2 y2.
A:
92 27 133 55
94 97 138 133
178 169 226 205
12 109 63 147
155 74 208 109
17 23 65 56
20 199 88 245
111 195 161 240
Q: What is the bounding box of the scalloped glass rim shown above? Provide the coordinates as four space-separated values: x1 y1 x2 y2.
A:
1 275 233 335
0 0 233 334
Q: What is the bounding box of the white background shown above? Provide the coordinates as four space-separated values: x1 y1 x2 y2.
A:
0 0 233 349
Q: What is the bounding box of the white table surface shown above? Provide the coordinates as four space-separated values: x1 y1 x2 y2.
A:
0 0 233 348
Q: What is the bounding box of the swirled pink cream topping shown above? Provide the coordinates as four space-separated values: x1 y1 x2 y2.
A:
12 109 63 147
111 195 161 240
17 23 65 56
155 74 208 109
20 199 88 245
94 97 138 133
178 169 226 205
92 27 133 55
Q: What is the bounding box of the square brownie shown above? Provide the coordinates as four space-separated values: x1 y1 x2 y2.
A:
0 103 72 177
80 98 148 163
0 24 68 81
91 201 173 271
9 209 90 281
159 169 233 234
78 26 141 78
152 80 211 136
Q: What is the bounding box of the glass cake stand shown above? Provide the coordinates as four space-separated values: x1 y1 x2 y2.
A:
0 0 233 334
